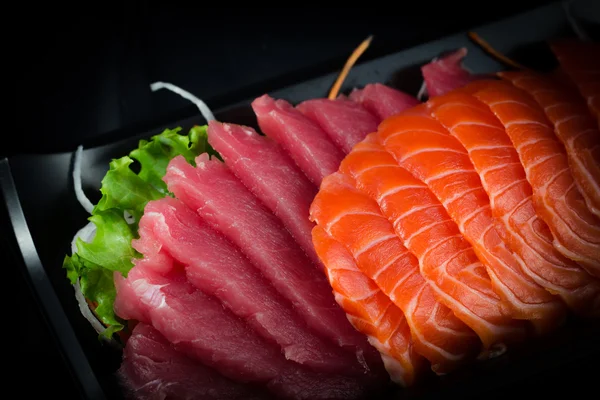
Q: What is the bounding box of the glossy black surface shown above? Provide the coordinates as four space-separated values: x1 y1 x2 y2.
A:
6 2 600 399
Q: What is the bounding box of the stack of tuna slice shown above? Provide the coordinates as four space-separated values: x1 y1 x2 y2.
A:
114 39 600 399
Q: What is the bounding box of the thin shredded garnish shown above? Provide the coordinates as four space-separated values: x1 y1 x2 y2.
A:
70 221 118 343
468 31 529 70
417 56 438 101
563 0 590 41
150 81 216 122
73 145 95 214
328 35 374 100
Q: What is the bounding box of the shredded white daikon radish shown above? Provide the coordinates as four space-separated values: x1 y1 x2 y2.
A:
124 210 135 224
70 221 97 254
74 279 107 336
563 0 590 42
73 145 95 214
417 81 428 101
70 221 112 339
150 81 216 122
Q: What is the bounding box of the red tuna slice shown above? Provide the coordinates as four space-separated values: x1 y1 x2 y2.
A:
164 154 386 376
207 121 321 267
296 98 379 154
349 83 420 121
118 323 269 400
251 94 345 186
114 263 374 400
421 48 487 98
135 196 367 377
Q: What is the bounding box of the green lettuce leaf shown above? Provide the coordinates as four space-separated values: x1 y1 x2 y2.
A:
63 125 216 340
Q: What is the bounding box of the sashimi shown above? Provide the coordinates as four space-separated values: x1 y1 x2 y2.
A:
164 155 384 372
349 83 420 121
252 94 345 185
500 71 600 218
421 48 485 98
297 98 379 154
312 226 425 386
378 106 565 332
336 134 527 351
206 120 320 266
311 171 481 373
462 80 600 276
114 262 373 400
550 40 600 124
134 196 366 377
118 323 269 400
427 90 600 317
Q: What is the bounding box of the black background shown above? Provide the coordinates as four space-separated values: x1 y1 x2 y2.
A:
8 2 599 398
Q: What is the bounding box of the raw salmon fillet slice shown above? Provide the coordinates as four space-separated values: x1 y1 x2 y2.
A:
427 90 600 317
377 105 565 332
550 40 600 124
500 71 600 219
311 171 480 374
317 135 526 351
312 226 425 386
462 80 600 276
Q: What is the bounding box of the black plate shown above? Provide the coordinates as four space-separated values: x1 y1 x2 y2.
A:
3 2 600 399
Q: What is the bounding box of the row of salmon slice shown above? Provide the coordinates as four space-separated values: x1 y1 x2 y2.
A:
310 39 600 383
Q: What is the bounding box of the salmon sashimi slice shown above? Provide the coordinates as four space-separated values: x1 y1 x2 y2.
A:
164 155 385 373
316 136 525 351
296 98 379 154
549 40 600 124
206 121 321 266
310 171 481 374
349 83 420 121
462 80 600 276
427 91 600 317
500 71 600 218
252 94 345 186
134 197 370 378
312 226 425 386
377 106 565 332
114 265 374 400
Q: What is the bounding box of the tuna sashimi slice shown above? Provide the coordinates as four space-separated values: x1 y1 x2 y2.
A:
114 263 373 400
118 323 268 400
427 90 600 317
500 71 600 219
550 40 600 124
206 120 320 266
378 106 566 333
296 98 379 154
463 80 600 276
349 83 420 121
348 134 526 351
421 48 486 98
134 196 366 377
311 171 481 374
312 226 425 386
164 155 385 374
252 94 345 186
